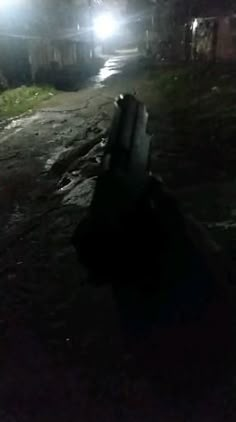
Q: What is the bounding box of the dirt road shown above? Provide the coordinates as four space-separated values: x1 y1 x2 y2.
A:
0 52 235 421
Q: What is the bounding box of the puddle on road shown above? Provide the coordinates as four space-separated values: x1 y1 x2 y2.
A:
45 146 68 171
0 114 40 144
4 114 39 131
92 67 120 87
90 57 122 88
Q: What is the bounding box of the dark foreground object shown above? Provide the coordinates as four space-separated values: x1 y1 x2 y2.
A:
73 95 234 415
73 93 231 331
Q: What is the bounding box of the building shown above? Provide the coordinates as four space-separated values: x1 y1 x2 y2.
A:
185 0 236 62
0 0 97 88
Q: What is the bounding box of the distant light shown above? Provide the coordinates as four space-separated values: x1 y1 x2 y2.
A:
0 0 21 11
0 0 20 9
77 24 80 31
0 0 9 8
93 12 118 40
192 19 198 32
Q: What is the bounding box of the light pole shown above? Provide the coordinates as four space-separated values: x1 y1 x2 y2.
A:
88 0 95 60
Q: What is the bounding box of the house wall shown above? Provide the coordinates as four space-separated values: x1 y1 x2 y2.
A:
29 40 60 80
216 17 236 60
189 15 236 62
0 35 91 86
192 18 217 61
0 37 31 85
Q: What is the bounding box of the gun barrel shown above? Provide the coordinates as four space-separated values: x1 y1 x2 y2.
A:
106 94 150 180
91 94 151 225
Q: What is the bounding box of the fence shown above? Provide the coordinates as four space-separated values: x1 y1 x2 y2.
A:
0 32 92 87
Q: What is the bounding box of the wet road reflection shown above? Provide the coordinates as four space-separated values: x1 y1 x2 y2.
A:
89 50 138 87
90 56 124 87
0 50 138 136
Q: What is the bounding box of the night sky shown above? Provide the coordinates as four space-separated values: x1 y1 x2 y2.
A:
192 0 235 16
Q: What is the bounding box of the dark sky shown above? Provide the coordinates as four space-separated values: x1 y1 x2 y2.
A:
193 0 235 15
127 1 235 16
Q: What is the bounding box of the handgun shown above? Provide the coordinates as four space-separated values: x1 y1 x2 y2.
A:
90 93 151 227
73 94 217 315
72 94 152 280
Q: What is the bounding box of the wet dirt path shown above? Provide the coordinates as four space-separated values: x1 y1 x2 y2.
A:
0 52 138 245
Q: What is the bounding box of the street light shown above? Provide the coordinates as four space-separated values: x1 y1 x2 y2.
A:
93 12 119 40
0 0 23 12
0 0 9 7
0 0 20 8
192 18 198 33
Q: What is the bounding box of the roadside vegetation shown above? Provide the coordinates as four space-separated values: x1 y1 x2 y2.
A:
141 64 236 148
140 64 236 257
0 85 57 118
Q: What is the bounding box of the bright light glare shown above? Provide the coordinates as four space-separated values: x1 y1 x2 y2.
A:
0 0 21 9
93 13 118 40
0 0 9 8
192 19 198 32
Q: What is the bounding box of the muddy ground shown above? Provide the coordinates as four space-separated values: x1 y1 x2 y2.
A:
0 53 236 421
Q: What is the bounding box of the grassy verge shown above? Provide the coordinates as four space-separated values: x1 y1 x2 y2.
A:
138 64 236 255
142 64 236 147
0 85 57 119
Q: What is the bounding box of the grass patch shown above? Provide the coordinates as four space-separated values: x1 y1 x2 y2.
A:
144 64 236 109
0 85 57 118
140 64 236 148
